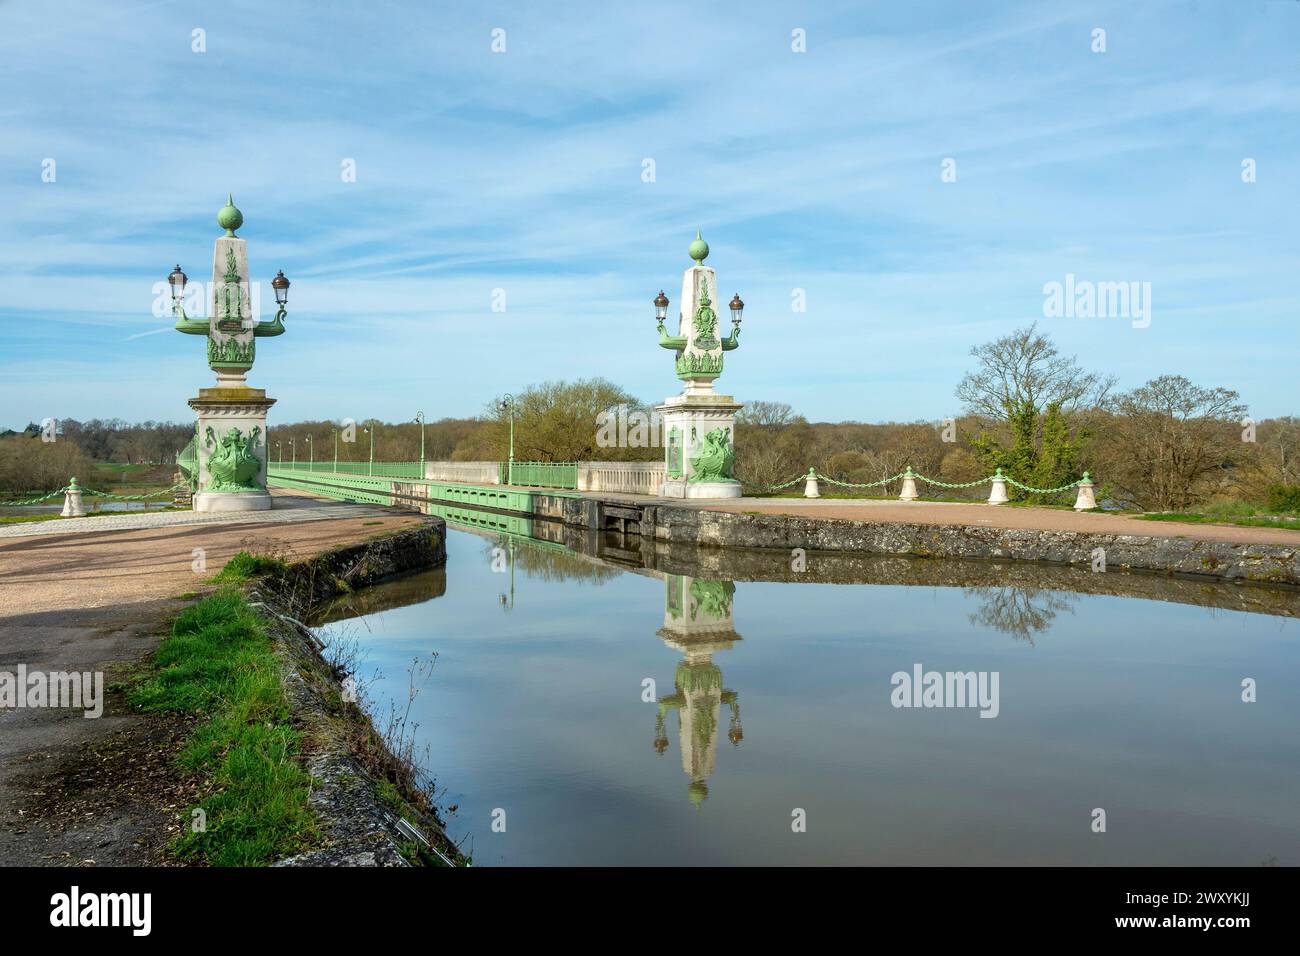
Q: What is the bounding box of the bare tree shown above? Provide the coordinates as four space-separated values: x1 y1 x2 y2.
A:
1098 375 1248 511
956 322 1113 424
736 401 794 428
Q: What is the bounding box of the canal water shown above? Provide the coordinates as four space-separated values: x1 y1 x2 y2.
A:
312 518 1300 866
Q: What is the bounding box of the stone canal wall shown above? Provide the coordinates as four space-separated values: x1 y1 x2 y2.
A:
634 504 1299 588
247 520 462 866
265 470 1298 589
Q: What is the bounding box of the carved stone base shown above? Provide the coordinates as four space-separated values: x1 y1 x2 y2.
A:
660 478 743 499
187 387 276 511
656 392 742 492
194 490 272 513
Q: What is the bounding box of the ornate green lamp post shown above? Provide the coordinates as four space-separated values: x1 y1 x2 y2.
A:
275 440 281 465
306 434 314 472
171 196 290 512
652 232 745 499
290 437 296 468
498 394 516 485
332 427 339 473
414 411 426 470
363 421 376 475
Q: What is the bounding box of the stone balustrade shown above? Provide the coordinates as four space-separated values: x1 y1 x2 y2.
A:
577 462 666 495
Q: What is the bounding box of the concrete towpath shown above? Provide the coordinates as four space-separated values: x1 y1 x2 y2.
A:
0 491 424 866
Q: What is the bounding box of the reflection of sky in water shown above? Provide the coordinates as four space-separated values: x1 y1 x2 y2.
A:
317 531 1300 866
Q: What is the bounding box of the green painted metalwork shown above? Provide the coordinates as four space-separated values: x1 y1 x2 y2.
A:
278 459 423 479
506 461 579 490
264 466 579 513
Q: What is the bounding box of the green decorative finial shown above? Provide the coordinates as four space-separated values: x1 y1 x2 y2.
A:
217 194 244 237
688 229 709 266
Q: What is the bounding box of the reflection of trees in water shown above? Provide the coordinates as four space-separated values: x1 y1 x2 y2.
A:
964 585 1077 644
481 537 622 586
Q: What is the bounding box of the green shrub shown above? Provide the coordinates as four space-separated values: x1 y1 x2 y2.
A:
1266 484 1300 514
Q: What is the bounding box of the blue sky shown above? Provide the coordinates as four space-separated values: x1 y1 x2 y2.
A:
2 0 1297 429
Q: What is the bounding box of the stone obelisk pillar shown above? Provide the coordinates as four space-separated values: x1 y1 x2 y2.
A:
177 197 281 512
655 233 744 498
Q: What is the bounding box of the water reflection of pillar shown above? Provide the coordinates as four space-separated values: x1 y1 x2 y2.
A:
654 574 743 808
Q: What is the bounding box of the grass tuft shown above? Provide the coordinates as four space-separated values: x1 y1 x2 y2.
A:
128 588 316 865
212 550 288 584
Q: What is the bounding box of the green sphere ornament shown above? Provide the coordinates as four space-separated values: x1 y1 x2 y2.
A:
217 194 244 237
688 229 709 265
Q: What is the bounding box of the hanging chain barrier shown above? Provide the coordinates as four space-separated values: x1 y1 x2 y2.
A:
1 481 186 507
750 467 1091 497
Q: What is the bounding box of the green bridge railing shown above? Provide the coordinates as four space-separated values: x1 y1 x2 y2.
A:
499 461 578 490
273 460 425 478
271 459 579 489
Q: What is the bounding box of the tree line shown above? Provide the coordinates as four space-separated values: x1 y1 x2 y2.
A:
5 327 1297 513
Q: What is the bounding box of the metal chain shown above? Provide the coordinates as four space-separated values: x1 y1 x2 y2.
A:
0 489 68 506
77 482 187 500
814 470 908 489
752 468 1088 497
1 482 185 507
1001 476 1082 494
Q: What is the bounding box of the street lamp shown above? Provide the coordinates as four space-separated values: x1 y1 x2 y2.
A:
729 293 744 327
168 265 188 313
275 440 281 465
332 428 338 473
654 290 669 325
271 270 291 312
414 411 426 470
498 394 515 485
306 434 313 472
290 437 296 469
363 422 376 476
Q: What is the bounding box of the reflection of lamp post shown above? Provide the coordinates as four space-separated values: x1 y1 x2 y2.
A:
498 394 515 485
497 537 516 612
414 410 426 470
306 434 313 472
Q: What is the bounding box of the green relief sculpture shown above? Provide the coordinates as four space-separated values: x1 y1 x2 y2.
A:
208 336 255 367
204 425 264 491
675 661 723 694
691 283 720 350
216 248 245 332
689 578 735 620
688 427 735 482
666 427 683 477
675 351 723 378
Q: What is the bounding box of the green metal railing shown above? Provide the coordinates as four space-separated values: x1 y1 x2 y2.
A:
499 461 579 490
275 459 424 478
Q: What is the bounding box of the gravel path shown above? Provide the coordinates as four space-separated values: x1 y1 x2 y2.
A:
0 492 424 865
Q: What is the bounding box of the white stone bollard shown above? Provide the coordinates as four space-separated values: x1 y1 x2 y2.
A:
898 466 919 502
1073 472 1098 511
987 469 1009 505
803 468 820 499
60 476 86 517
